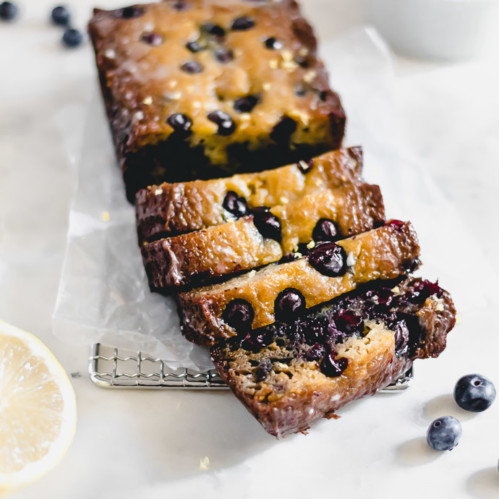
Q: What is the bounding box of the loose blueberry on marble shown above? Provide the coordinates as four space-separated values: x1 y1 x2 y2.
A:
0 1 18 21
454 374 496 412
426 416 462 451
234 95 259 113
207 110 236 136
51 5 70 26
181 60 203 73
313 218 339 242
62 28 83 48
231 16 255 30
223 191 248 218
264 37 283 50
251 207 282 242
214 47 234 63
141 32 163 46
167 113 192 135
223 299 254 330
308 242 347 277
275 288 306 322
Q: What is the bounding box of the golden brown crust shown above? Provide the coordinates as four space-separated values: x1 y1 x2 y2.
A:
178 222 420 345
135 147 363 243
89 0 346 199
141 183 385 291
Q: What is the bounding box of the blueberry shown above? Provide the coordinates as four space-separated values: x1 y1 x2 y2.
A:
51 5 70 26
251 207 282 242
264 37 283 50
181 61 203 73
275 288 306 322
241 329 272 352
167 113 192 135
223 191 248 218
270 116 297 143
334 310 362 334
305 343 326 361
313 218 339 242
233 95 259 113
295 54 310 68
62 28 83 48
0 1 18 21
119 6 144 19
186 40 205 53
201 23 225 38
254 359 272 382
426 416 462 451
207 110 236 136
454 374 496 412
308 242 347 278
231 15 255 30
223 299 254 331
214 47 234 63
320 352 348 378
172 1 189 10
393 319 410 354
141 32 163 46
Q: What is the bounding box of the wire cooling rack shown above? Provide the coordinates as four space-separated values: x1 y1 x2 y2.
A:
89 343 413 391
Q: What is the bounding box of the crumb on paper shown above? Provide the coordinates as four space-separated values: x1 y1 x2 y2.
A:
101 211 110 222
199 456 210 471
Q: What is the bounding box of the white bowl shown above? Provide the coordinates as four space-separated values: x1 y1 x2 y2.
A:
368 0 499 60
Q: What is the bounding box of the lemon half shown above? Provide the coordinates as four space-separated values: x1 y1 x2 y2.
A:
0 321 77 496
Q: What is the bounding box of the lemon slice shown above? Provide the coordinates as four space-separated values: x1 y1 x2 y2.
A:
0 321 77 496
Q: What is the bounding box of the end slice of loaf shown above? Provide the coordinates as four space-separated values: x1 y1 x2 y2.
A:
178 221 420 346
211 277 456 437
135 147 363 243
142 183 385 291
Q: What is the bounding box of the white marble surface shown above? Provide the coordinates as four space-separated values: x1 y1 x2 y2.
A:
1 1 498 498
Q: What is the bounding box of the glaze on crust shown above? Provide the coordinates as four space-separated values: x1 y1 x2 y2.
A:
89 0 346 200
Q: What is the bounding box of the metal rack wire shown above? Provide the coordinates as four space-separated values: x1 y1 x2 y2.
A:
89 343 413 391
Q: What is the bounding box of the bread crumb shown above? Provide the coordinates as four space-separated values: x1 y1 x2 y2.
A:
456 314 462 324
143 96 153 105
199 456 210 471
306 240 315 249
435 302 445 312
303 70 317 83
101 211 110 222
298 160 311 172
154 187 163 196
104 48 116 59
391 286 401 294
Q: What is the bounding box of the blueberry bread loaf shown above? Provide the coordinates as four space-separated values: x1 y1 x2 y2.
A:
136 147 363 243
89 0 346 200
142 183 385 291
177 221 420 346
211 277 456 437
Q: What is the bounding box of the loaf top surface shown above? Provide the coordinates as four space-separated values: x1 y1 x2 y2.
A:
89 0 343 152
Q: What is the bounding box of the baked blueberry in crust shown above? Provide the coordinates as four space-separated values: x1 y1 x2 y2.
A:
88 0 346 201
